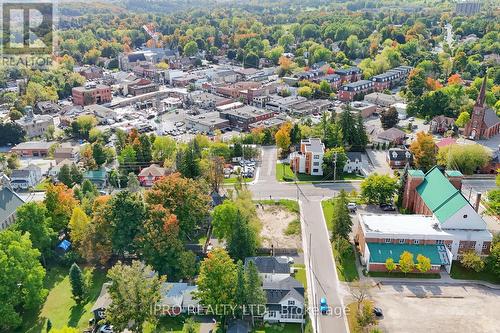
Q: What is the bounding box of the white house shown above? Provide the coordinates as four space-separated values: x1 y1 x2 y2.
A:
344 152 363 174
10 165 42 190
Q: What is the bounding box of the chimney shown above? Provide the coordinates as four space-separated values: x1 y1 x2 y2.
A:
403 170 425 212
474 192 482 212
445 170 463 191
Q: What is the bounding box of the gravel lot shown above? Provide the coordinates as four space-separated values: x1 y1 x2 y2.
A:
370 283 500 333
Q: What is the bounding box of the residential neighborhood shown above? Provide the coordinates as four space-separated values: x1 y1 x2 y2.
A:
0 1 499 333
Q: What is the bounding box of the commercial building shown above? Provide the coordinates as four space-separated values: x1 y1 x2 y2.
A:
265 95 307 113
289 138 325 176
364 92 404 108
72 83 112 106
402 167 492 260
15 106 55 139
186 112 230 133
349 101 377 118
219 106 275 131
11 141 55 157
338 80 374 102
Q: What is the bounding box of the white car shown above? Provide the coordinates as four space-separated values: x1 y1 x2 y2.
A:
99 325 113 333
347 203 357 212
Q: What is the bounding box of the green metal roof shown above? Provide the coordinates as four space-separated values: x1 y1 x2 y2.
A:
416 166 468 223
408 170 425 177
445 170 463 177
367 243 449 265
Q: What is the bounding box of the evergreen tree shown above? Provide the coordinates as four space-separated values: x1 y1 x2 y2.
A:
290 123 302 145
228 212 256 262
127 172 140 192
353 114 368 150
177 145 201 179
339 108 356 146
235 260 247 318
245 261 267 323
46 319 52 333
330 190 353 240
324 122 343 148
139 134 152 162
69 263 85 302
70 164 83 185
92 142 107 167
57 164 72 187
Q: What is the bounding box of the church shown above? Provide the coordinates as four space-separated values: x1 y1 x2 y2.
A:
464 76 500 140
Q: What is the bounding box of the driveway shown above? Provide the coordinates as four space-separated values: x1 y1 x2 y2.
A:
369 283 500 333
365 149 392 175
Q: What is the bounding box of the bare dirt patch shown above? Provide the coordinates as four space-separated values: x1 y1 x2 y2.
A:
257 204 301 248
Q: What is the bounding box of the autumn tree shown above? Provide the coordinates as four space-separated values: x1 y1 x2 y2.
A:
44 184 79 232
137 205 196 280
275 123 292 154
460 250 485 272
68 206 90 251
204 156 225 194
145 173 210 239
385 258 396 273
77 196 113 265
398 251 415 274
106 261 164 333
410 132 437 172
416 254 431 273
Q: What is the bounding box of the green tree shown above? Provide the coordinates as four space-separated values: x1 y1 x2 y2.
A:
68 206 90 252
416 254 431 273
106 261 164 333
487 236 500 278
176 144 201 179
360 173 398 204
330 190 353 240
290 123 302 145
196 248 237 314
385 258 396 273
339 108 357 146
398 251 414 274
58 164 73 187
322 147 348 180
152 136 177 162
455 112 470 128
227 211 257 262
245 260 267 321
14 202 55 263
353 114 368 150
0 230 47 330
380 107 399 130
244 52 259 69
183 41 199 56
127 172 140 192
437 144 491 175
109 191 145 257
118 145 137 173
69 263 85 302
297 86 313 98
460 250 485 272
70 164 83 185
92 142 107 167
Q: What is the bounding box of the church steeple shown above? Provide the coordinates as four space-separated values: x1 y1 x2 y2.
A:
475 75 487 107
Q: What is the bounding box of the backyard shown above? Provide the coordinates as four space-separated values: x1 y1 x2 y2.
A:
19 266 107 333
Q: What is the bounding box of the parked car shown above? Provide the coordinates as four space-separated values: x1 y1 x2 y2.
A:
320 297 329 314
347 202 357 212
99 325 113 333
373 307 383 317
380 203 396 211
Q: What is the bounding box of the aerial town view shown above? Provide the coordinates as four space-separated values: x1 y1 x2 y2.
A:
0 0 499 332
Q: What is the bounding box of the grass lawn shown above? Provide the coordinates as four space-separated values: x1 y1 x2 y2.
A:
333 247 359 282
153 316 201 333
34 178 51 191
223 176 253 184
19 266 107 333
257 199 299 214
321 200 334 231
292 264 307 291
450 261 500 284
252 323 302 333
276 163 364 182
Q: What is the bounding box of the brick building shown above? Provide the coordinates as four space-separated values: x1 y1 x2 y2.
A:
335 67 362 84
289 138 325 176
72 83 112 106
338 80 374 102
219 106 275 131
464 76 500 140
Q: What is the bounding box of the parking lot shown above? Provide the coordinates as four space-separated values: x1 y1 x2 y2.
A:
370 283 500 333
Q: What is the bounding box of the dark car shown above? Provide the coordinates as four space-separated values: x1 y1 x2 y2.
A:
381 204 396 212
373 307 383 317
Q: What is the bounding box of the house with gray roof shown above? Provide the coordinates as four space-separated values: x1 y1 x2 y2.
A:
0 175 25 230
245 256 292 280
262 275 305 324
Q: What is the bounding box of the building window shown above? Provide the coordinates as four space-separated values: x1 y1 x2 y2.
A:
268 311 276 318
459 242 464 249
399 239 406 244
413 239 420 245
288 300 295 306
463 214 468 219
313 169 319 173
436 240 444 245
482 243 489 250
313 155 320 159
313 162 319 166
385 238 392 244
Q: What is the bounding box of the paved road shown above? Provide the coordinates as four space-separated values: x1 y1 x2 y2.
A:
251 146 350 333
